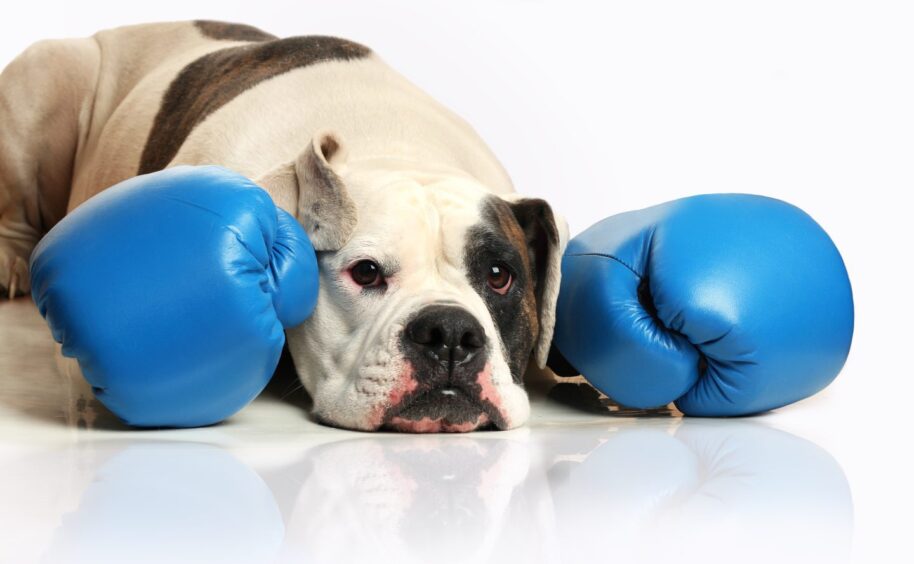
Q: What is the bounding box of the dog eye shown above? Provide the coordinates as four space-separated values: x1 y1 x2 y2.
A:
487 263 513 295
351 260 384 287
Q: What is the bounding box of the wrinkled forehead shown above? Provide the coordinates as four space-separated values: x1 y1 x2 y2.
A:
346 177 496 266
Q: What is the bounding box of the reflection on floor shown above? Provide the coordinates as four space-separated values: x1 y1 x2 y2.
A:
0 298 852 564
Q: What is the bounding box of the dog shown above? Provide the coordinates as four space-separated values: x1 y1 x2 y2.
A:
0 21 568 432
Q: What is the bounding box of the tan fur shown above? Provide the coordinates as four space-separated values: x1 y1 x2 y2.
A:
0 21 568 431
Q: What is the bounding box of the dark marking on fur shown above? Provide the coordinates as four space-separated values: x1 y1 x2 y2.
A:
492 199 539 331
465 197 540 384
193 20 276 42
505 197 559 312
138 35 371 174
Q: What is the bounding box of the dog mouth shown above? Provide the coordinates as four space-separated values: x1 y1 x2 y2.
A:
382 386 500 433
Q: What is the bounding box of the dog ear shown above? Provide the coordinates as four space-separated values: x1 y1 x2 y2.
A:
502 194 570 369
256 129 357 251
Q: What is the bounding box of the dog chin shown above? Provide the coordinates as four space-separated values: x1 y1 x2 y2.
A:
381 385 497 432
377 365 510 433
317 362 519 433
384 413 491 433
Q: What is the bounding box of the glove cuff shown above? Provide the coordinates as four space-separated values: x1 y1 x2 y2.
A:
268 209 319 328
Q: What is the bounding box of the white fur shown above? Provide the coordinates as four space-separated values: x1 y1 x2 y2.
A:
0 21 565 431
287 168 530 430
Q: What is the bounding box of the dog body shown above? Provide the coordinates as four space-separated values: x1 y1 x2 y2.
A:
0 21 567 432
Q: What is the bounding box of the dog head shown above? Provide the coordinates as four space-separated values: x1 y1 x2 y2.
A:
259 130 567 432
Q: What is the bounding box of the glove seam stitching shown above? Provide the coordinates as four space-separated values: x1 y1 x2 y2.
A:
566 252 642 278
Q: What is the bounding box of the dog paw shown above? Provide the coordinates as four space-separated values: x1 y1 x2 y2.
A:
0 245 31 299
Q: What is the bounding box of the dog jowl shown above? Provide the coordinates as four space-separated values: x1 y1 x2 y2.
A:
285 176 566 433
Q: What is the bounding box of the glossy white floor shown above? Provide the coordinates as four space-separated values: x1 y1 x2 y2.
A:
2 1 913 563
0 296 883 564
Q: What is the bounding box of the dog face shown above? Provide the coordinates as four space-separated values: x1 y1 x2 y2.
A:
265 133 566 432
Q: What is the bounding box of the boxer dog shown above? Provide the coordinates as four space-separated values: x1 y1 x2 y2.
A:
0 21 568 432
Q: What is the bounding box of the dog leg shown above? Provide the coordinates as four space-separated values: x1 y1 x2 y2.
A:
0 37 100 297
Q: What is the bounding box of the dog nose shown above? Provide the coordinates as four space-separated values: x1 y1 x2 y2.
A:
406 305 486 367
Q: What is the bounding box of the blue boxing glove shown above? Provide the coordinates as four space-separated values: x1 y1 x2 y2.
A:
550 194 854 416
30 166 318 427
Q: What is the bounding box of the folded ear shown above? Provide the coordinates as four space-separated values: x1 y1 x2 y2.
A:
502 194 570 369
256 129 357 251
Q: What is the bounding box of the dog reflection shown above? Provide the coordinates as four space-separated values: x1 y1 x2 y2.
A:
4 420 854 564
278 437 545 563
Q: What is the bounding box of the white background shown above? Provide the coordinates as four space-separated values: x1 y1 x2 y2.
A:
2 1 912 562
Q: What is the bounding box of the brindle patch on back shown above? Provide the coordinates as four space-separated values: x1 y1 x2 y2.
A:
193 20 276 42
138 35 371 174
465 197 539 383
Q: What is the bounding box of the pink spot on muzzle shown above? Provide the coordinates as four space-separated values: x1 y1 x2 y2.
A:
476 363 512 429
367 363 418 429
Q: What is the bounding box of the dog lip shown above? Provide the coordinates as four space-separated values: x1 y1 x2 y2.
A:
382 384 495 428
386 385 476 415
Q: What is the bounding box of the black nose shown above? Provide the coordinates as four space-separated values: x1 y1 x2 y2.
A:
406 305 486 368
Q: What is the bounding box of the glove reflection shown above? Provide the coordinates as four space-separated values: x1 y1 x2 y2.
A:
547 420 854 563
12 421 851 564
39 442 284 564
